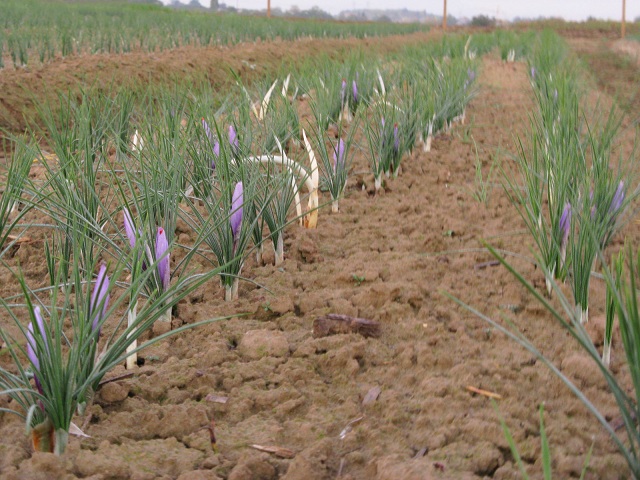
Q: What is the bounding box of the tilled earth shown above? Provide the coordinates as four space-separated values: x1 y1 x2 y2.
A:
0 32 638 479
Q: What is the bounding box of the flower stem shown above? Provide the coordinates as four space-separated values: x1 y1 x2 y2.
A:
125 300 138 370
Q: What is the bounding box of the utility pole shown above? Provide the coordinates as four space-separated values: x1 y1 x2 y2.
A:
443 0 447 30
622 0 626 38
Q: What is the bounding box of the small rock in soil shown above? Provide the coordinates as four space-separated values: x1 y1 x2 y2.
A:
239 329 290 360
98 382 129 403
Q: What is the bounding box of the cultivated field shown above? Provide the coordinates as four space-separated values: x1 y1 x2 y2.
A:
1 4 640 479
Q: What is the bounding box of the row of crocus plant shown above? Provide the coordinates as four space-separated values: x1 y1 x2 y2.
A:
360 43 479 192
0 0 427 69
506 29 636 350
0 31 508 454
447 31 640 479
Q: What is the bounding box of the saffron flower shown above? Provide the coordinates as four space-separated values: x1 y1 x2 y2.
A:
123 209 136 249
156 227 170 292
201 117 213 142
610 181 624 214
559 202 571 264
352 80 358 103
333 139 346 172
229 125 239 154
468 69 476 82
202 118 220 168
27 306 48 394
341 78 347 104
230 182 243 242
90 265 110 335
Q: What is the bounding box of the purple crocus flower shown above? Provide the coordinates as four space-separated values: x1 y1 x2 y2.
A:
201 118 213 142
559 202 571 266
26 322 39 371
467 69 476 82
27 322 42 394
352 80 358 103
33 306 48 353
27 306 48 395
124 209 136 249
229 125 239 153
559 202 571 245
156 227 170 292
610 181 625 214
202 118 220 169
230 182 243 242
341 78 347 104
530 66 536 79
90 264 110 336
333 139 346 172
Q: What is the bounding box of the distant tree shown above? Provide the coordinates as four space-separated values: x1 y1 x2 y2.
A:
210 0 219 10
470 15 495 27
376 14 392 22
446 15 457 26
306 6 333 19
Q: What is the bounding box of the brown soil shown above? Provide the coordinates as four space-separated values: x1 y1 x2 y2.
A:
0 34 637 479
568 37 640 116
0 31 439 146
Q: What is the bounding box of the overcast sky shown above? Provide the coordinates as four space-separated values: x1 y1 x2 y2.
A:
166 0 638 21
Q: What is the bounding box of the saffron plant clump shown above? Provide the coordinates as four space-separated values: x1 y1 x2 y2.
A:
186 173 255 301
0 227 223 455
363 100 404 192
309 119 357 213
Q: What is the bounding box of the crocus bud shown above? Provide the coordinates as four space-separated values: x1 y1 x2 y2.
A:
156 227 170 292
530 67 536 79
559 202 571 267
90 265 110 335
33 306 48 353
333 139 346 171
610 181 624 214
27 306 48 394
559 203 571 245
27 323 39 372
201 118 213 141
124 209 136 249
230 182 243 241
202 118 220 168
341 78 347 103
26 322 43 394
468 69 476 82
229 125 239 153
352 80 358 103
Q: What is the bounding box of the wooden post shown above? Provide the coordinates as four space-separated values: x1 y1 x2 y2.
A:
443 0 447 30
267 0 271 17
622 0 626 38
